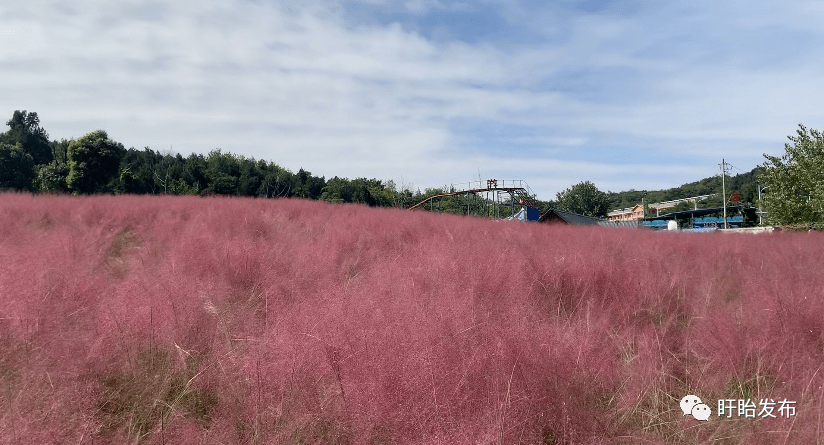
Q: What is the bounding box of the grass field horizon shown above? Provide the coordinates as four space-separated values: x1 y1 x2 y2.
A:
1 193 823 444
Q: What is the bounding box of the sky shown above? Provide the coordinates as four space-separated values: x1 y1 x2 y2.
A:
2 0 823 200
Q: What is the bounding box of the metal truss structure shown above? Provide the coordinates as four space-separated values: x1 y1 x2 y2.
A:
409 179 539 218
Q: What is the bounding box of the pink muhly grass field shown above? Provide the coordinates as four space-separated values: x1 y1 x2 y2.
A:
1 192 823 444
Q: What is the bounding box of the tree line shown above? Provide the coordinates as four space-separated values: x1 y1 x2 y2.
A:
1 111 821 227
0 110 436 207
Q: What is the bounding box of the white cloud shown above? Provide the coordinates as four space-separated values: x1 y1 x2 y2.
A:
1 0 823 199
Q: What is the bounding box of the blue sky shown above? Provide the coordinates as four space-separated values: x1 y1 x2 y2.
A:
2 0 823 200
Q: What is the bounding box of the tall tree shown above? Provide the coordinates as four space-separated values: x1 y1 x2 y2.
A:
294 168 325 199
238 156 263 196
555 181 609 218
2 110 52 165
256 161 293 198
759 124 824 225
118 147 163 194
0 142 35 190
182 153 208 193
66 130 126 193
204 149 240 195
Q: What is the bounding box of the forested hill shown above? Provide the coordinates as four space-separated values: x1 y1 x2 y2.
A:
1 109 763 211
604 167 764 212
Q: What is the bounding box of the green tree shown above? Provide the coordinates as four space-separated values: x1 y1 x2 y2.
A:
320 176 350 203
371 179 401 207
2 110 52 165
117 148 162 194
294 168 325 199
320 177 382 205
555 181 609 218
0 142 35 190
50 139 70 164
34 161 70 192
35 139 72 193
183 153 208 193
667 201 692 213
759 124 824 225
256 162 293 198
66 130 126 193
204 149 240 195
151 150 178 194
238 156 263 196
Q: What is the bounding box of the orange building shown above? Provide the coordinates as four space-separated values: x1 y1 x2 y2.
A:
607 205 644 222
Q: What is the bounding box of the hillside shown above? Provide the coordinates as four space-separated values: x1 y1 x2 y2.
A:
1 193 822 444
605 167 764 212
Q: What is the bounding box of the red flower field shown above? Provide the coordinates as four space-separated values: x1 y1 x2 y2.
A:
1 193 823 444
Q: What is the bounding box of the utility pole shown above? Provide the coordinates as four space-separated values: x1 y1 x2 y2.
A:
642 191 647 219
720 159 728 229
757 185 768 226
757 185 762 226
